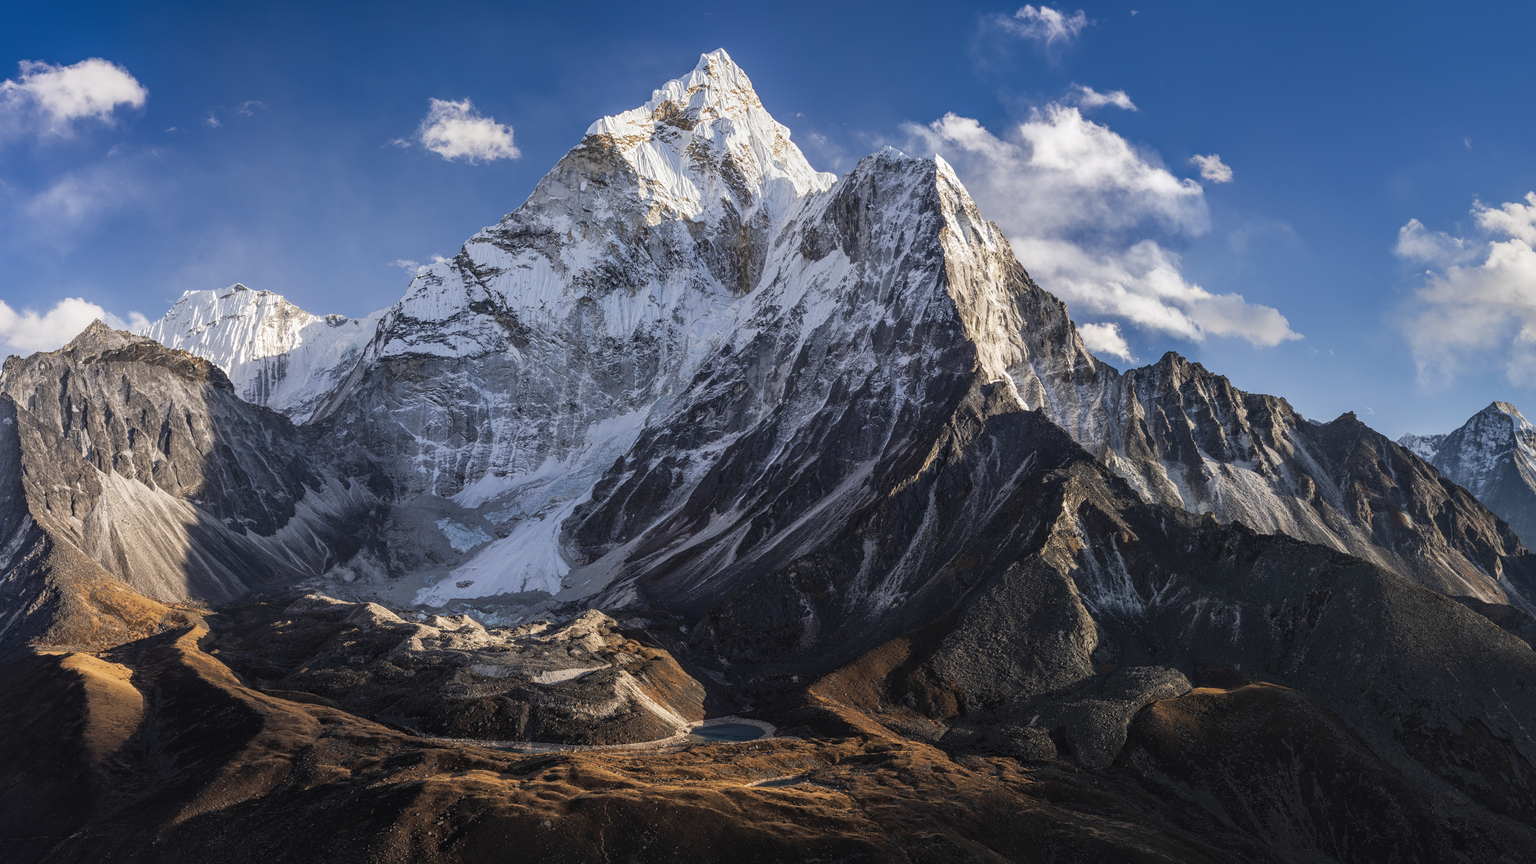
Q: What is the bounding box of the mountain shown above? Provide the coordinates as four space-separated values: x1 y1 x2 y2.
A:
7 49 1536 862
138 52 1534 623
1399 401 1536 548
139 283 382 423
0 322 386 652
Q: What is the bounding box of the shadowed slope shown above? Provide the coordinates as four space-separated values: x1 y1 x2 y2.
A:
0 323 386 653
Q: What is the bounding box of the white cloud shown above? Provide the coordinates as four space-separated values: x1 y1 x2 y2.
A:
390 254 451 276
910 109 1207 237
1395 218 1478 266
906 108 1299 348
0 298 146 355
0 58 147 137
408 99 519 163
995 5 1089 44
1399 192 1536 387
1011 236 1298 347
1189 154 1233 183
1071 85 1136 111
237 100 265 116
1077 322 1133 362
1477 194 1536 244
204 113 221 128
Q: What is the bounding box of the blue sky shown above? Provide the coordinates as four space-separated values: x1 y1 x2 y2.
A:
2 1 1534 438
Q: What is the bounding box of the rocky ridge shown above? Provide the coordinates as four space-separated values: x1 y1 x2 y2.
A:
0 322 386 652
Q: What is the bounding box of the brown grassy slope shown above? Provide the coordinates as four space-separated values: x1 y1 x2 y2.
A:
0 620 1278 864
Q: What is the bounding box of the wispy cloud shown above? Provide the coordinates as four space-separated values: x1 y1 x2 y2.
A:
0 58 147 138
205 100 267 129
399 98 520 164
992 5 1089 45
1190 153 1233 183
0 298 147 355
1399 192 1536 387
390 255 451 276
23 158 143 237
1069 85 1135 111
906 106 1298 350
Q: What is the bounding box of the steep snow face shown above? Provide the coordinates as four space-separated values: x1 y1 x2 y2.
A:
139 284 381 422
1406 402 1536 548
307 50 834 600
562 147 1098 615
585 47 832 230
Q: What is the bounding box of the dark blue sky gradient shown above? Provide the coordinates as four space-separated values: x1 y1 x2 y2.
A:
2 1 1534 436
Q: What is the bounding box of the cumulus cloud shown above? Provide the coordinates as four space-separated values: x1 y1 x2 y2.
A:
1077 322 1133 362
1395 218 1479 266
1190 154 1233 183
405 99 519 163
0 58 147 137
1070 85 1136 111
994 5 1089 45
0 298 147 355
906 107 1299 349
1399 192 1536 387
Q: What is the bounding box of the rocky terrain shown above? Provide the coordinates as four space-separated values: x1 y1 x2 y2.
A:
207 593 708 744
2 49 1535 863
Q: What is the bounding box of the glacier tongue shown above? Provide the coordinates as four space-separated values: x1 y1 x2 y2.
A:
138 284 381 422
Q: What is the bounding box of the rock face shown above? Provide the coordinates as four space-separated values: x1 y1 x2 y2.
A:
1400 401 1536 550
1079 361 1536 610
0 323 385 652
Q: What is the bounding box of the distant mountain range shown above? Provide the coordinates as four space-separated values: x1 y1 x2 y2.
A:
3 50 1534 863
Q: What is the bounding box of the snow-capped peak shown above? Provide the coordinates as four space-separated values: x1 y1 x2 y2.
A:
584 48 834 224
138 283 382 421
1484 400 1534 429
1398 432 1446 462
